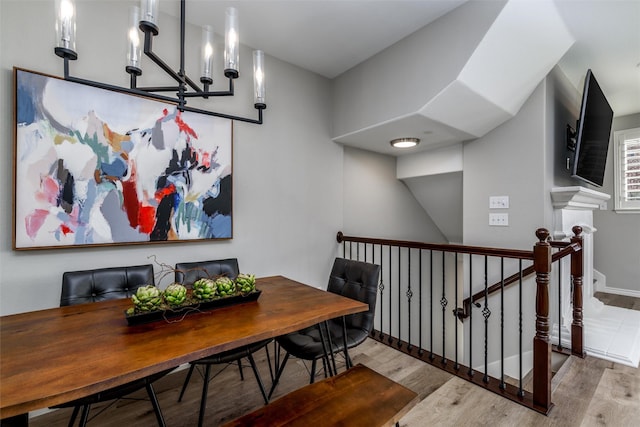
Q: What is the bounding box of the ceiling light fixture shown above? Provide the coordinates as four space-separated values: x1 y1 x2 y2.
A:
54 0 266 124
390 137 420 148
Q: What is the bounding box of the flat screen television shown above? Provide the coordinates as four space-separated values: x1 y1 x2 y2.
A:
568 69 614 187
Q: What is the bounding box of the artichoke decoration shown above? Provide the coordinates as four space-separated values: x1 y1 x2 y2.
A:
215 276 236 297
235 273 256 294
193 278 217 301
164 283 187 307
131 285 163 312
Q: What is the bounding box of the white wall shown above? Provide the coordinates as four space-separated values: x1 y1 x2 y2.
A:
593 113 640 294
0 0 343 315
331 0 506 138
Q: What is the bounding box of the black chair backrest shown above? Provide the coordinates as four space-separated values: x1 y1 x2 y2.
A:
327 257 380 334
174 258 240 286
60 264 155 306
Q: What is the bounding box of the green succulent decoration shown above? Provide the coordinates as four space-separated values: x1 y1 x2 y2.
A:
125 262 261 323
215 276 236 297
235 273 256 294
193 278 217 301
164 283 187 307
131 285 163 312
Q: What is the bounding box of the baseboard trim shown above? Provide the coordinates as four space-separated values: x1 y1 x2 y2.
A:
597 285 640 299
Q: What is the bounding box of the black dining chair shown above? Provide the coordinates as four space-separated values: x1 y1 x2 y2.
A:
268 257 380 398
174 259 272 427
54 264 170 427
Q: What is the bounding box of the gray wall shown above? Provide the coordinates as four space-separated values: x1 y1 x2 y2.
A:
0 1 443 316
463 80 549 249
593 113 640 294
342 147 446 242
461 79 550 363
0 0 343 314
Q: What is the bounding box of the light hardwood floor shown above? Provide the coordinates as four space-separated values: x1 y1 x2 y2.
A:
30 295 640 427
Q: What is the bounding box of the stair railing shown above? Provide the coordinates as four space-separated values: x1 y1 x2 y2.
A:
336 226 584 414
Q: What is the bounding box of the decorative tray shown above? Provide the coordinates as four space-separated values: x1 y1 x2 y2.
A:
124 289 261 326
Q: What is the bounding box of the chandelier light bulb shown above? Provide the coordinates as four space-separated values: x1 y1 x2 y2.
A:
55 0 76 51
224 7 239 78
201 25 214 81
127 6 142 70
253 50 266 107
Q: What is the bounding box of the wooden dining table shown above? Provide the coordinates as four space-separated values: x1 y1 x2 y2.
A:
0 275 368 423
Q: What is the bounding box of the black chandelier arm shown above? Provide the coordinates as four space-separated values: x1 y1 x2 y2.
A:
64 73 265 123
181 103 265 124
142 32 185 87
182 78 234 98
183 74 204 93
135 86 182 93
64 75 185 105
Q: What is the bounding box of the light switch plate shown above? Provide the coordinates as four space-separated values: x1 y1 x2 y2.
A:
489 196 509 209
489 213 509 226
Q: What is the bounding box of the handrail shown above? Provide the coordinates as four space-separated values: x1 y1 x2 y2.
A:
336 226 584 414
336 232 534 260
456 242 583 319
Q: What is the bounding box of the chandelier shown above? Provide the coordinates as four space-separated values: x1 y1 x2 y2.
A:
54 0 266 124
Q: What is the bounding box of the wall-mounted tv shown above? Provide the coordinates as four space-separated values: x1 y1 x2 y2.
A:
567 69 614 187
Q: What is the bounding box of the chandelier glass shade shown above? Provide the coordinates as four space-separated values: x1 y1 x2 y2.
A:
54 0 265 124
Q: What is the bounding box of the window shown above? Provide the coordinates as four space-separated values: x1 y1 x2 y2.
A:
614 127 640 212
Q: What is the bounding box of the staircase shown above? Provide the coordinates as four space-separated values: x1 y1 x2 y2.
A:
337 227 586 414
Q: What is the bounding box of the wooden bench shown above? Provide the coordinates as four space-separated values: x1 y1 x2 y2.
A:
222 364 419 427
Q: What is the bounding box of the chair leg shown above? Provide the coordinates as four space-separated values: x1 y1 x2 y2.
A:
268 351 290 400
237 359 245 381
68 406 80 427
342 316 352 369
316 323 335 377
145 382 166 427
178 363 196 402
198 364 212 427
78 405 90 427
323 321 338 375
247 353 269 405
310 358 317 384
264 344 274 382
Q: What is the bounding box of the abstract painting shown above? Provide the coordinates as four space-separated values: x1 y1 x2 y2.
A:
13 68 232 250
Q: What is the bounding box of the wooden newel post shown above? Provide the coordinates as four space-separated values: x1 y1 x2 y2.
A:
533 228 553 412
570 226 585 358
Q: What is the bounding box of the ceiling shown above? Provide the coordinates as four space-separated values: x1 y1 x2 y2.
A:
165 0 640 120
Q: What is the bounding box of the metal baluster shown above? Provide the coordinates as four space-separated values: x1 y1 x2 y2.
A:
364 243 368 263
429 250 434 361
378 245 385 339
388 244 393 344
398 246 402 348
419 250 424 356
468 254 474 377
357 242 360 261
483 255 490 383
500 257 505 390
407 249 413 351
518 259 524 397
441 251 447 364
454 252 459 370
349 241 352 259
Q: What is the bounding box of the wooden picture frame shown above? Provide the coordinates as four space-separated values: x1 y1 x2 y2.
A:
13 68 233 250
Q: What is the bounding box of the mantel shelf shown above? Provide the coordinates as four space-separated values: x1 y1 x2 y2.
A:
550 186 610 211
